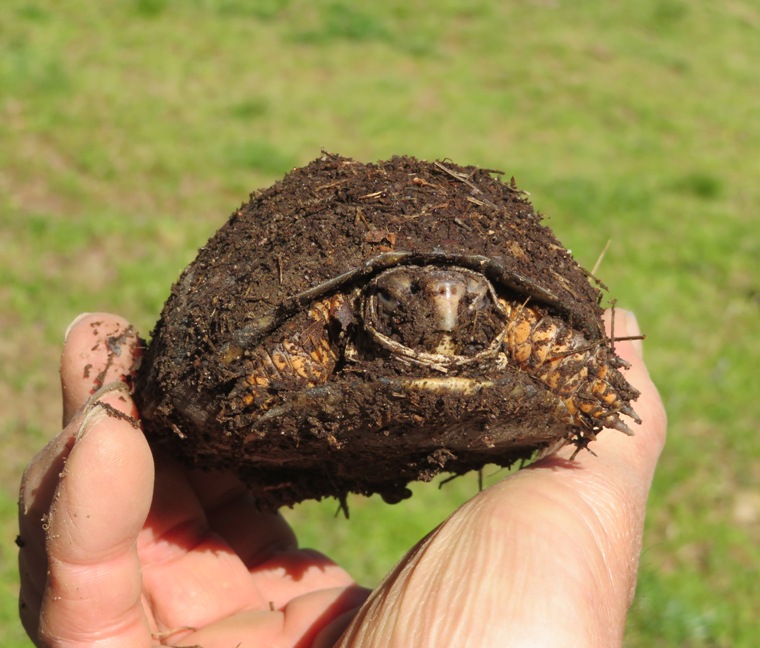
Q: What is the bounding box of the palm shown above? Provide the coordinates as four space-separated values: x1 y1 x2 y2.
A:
135 456 367 646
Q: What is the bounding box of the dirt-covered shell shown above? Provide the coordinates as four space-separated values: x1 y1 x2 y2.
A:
135 153 639 509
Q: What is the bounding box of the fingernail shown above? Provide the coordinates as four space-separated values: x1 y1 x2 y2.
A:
74 405 106 443
64 313 91 343
74 382 134 442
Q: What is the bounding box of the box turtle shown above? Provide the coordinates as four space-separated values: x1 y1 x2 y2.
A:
135 153 640 509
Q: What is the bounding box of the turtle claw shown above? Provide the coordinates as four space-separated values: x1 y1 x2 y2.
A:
610 416 635 436
620 403 642 424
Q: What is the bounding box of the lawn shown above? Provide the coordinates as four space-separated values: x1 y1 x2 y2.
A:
1 1 759 645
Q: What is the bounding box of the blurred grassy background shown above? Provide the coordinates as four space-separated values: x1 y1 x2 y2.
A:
1 1 759 645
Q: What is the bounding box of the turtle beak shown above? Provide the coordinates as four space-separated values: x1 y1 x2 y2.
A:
425 275 467 332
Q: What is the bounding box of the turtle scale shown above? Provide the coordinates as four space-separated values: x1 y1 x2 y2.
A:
135 153 639 509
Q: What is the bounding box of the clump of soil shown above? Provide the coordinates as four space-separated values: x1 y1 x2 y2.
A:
135 153 638 509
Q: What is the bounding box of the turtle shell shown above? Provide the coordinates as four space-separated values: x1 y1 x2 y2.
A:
135 153 639 509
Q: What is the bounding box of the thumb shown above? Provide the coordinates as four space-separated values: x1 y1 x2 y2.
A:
19 313 156 646
338 309 666 648
61 313 143 426
38 387 156 647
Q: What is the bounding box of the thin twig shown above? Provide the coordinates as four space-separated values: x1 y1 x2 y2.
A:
433 160 482 194
591 239 612 277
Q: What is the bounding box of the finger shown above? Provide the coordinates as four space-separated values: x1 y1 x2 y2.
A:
18 313 144 639
518 309 665 618
61 313 142 426
283 585 370 648
157 585 367 648
247 547 358 611
37 390 155 647
185 468 299 566
184 470 358 610
548 308 667 484
136 454 267 632
603 308 667 469
22 314 141 529
137 457 356 630
22 313 142 537
475 308 666 639
339 309 667 647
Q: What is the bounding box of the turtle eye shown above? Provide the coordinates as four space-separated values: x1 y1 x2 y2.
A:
376 287 400 314
465 277 490 311
373 270 413 316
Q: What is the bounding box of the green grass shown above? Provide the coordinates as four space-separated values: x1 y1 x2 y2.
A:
2 1 759 645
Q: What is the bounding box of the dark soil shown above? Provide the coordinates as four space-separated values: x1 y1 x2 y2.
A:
135 153 637 509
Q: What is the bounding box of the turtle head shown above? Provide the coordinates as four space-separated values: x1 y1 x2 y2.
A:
363 265 504 358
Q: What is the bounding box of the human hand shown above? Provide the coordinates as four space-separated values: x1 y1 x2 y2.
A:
336 309 666 647
18 309 665 647
18 313 369 647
